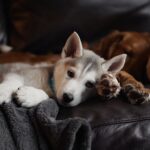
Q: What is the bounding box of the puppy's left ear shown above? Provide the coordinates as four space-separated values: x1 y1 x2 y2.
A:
102 54 127 74
62 32 83 58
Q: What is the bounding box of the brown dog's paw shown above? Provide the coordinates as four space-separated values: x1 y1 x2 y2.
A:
123 84 150 104
96 74 121 100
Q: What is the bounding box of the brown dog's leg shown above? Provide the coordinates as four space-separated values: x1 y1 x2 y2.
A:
117 71 150 104
96 74 121 100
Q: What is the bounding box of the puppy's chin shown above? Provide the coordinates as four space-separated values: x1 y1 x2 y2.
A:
60 103 75 107
57 98 81 107
57 102 77 107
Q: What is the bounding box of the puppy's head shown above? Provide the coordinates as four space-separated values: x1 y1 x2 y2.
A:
53 32 105 107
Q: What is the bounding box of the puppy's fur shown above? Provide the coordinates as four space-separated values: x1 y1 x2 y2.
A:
0 45 12 53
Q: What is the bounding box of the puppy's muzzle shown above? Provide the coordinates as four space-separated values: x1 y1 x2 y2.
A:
63 93 74 103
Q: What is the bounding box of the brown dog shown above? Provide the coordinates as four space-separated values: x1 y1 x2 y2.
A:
85 31 150 82
87 31 150 104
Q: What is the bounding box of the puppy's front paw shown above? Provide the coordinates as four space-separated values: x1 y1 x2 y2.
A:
15 86 49 107
123 84 150 104
0 84 13 104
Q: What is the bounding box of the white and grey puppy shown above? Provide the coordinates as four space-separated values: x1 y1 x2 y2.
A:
0 32 126 107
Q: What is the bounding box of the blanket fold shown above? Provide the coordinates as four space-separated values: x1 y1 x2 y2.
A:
0 99 92 150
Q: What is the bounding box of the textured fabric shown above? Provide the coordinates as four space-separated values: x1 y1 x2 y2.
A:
5 0 150 53
0 99 92 150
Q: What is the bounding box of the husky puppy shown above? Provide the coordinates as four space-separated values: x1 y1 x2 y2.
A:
0 32 126 107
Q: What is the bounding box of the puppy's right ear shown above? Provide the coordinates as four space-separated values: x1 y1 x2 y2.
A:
102 54 127 74
61 32 83 58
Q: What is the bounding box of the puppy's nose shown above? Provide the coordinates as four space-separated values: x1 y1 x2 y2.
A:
63 93 73 103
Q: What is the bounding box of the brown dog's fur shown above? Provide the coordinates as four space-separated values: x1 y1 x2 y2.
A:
0 52 60 64
117 71 150 104
96 70 150 104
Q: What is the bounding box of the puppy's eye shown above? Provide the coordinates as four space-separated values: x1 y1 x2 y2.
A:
67 70 75 78
85 81 95 88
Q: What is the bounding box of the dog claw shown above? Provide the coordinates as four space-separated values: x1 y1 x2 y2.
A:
123 84 150 104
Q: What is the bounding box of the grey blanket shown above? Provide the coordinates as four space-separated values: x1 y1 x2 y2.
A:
0 99 92 150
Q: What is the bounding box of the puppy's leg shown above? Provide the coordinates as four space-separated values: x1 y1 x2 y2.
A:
14 86 49 107
117 71 150 104
0 73 24 104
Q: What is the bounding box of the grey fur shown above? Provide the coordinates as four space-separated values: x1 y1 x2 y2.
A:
76 49 105 79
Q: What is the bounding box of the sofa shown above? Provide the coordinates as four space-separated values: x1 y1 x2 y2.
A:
0 0 150 149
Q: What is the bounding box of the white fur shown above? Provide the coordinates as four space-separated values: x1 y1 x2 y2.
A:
0 45 12 53
63 79 85 106
0 73 24 104
83 71 96 83
15 86 49 107
145 94 150 103
0 84 14 103
82 63 93 76
0 73 49 107
61 71 96 106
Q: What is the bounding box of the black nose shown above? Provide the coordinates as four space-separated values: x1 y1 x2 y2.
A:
63 93 73 103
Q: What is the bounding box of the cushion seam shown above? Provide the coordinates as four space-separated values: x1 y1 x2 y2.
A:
92 116 150 129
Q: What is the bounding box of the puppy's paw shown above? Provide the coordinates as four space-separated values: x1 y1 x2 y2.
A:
123 84 150 104
15 86 49 107
0 84 13 104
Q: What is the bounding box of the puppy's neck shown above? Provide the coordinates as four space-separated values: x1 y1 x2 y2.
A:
48 66 56 98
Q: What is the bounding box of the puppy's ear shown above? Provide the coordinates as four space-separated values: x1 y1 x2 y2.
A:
102 54 127 74
61 32 83 58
